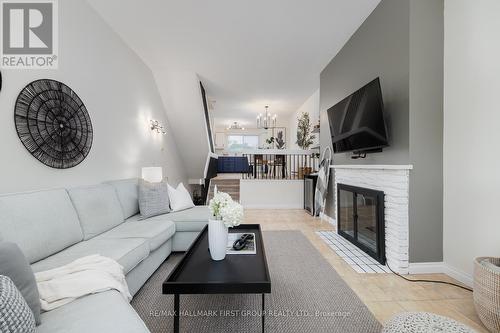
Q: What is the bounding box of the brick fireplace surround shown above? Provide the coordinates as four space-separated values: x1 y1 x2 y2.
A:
331 165 413 274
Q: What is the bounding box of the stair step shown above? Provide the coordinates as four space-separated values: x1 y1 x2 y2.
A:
209 186 239 190
209 187 239 190
207 178 241 204
211 179 239 181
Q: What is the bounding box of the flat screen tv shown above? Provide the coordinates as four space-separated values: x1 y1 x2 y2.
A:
327 77 388 154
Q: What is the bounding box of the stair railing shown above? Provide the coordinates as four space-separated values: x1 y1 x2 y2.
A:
241 153 319 180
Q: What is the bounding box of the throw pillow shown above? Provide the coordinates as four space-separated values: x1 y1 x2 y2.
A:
0 275 36 333
167 182 195 212
138 179 170 219
0 242 41 325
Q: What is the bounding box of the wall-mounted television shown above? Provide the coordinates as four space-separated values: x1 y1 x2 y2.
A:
327 77 389 155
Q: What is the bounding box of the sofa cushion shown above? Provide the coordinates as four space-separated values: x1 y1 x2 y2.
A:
105 179 139 219
126 206 208 233
31 238 149 275
163 206 210 232
36 290 149 333
68 184 125 240
98 219 175 251
0 189 83 263
0 242 41 325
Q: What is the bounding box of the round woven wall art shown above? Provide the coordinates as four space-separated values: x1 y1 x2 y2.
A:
14 79 93 169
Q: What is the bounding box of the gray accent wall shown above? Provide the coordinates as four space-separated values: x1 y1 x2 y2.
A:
320 0 443 263
320 0 411 167
408 0 444 263
320 0 411 220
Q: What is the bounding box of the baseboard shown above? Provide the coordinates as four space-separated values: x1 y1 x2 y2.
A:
408 262 445 274
408 262 473 287
319 213 336 226
443 263 473 287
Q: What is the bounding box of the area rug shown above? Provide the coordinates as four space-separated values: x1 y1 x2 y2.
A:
131 230 382 333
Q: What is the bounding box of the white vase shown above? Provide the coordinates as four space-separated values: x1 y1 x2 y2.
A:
208 219 229 261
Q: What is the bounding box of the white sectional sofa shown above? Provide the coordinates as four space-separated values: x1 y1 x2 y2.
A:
0 179 210 333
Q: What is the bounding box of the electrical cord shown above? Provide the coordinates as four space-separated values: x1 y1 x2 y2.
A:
385 263 473 292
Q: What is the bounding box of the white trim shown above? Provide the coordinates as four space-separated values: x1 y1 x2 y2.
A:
319 212 336 226
407 262 473 287
408 262 445 274
330 164 413 170
443 263 474 287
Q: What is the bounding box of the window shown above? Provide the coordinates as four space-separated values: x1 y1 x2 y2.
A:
227 135 259 151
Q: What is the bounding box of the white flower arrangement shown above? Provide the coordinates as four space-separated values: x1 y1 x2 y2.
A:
220 201 244 228
209 189 244 228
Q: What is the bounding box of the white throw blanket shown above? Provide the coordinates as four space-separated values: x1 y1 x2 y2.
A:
35 254 132 311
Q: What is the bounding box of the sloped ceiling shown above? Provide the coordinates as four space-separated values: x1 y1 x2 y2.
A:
87 0 380 176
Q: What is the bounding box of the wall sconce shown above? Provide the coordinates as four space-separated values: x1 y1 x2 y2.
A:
150 119 166 134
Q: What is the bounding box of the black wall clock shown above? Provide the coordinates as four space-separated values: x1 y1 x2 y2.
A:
14 79 93 169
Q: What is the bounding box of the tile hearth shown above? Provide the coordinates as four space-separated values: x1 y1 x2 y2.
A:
316 231 391 274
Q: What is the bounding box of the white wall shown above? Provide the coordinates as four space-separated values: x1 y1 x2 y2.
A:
240 180 304 209
443 0 500 281
288 89 320 149
0 0 187 194
153 70 210 180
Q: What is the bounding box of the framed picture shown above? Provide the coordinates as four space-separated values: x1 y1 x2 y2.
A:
273 127 286 149
259 128 274 149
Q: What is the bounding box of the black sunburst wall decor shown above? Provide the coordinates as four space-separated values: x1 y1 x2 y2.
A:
14 79 93 169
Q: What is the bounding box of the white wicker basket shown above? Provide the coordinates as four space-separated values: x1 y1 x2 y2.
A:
473 257 500 333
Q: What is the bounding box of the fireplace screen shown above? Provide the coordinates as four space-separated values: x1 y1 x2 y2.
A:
337 184 385 264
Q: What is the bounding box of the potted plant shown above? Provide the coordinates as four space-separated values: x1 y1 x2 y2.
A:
265 136 275 149
208 189 244 260
296 112 315 150
296 112 315 178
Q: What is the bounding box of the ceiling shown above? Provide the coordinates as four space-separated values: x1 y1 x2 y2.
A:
88 0 380 129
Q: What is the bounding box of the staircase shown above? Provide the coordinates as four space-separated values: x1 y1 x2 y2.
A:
206 179 240 203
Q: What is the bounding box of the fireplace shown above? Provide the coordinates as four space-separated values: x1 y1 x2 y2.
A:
337 184 385 264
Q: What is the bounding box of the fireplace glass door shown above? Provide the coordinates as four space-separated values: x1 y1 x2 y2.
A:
337 184 385 264
356 194 377 252
338 189 355 238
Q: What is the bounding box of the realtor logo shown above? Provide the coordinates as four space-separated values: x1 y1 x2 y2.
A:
1 0 58 69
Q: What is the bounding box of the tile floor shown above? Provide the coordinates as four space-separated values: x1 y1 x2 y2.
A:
316 231 392 273
245 209 489 332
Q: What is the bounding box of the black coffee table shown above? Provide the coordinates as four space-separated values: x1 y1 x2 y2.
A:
163 224 271 333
